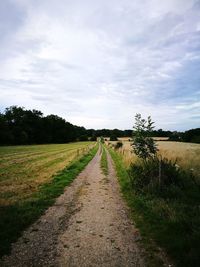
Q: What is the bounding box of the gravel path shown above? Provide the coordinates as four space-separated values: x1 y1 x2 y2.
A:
1 147 145 267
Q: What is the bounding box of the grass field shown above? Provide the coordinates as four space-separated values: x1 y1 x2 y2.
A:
157 141 200 176
0 142 94 206
107 140 200 177
0 142 97 257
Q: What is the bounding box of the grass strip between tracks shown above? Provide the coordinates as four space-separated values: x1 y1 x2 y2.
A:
100 145 108 176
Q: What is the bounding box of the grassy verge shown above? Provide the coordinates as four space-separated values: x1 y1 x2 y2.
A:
109 148 200 267
100 146 108 176
0 145 98 257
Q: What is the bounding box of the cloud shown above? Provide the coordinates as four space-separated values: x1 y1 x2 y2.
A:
0 0 199 130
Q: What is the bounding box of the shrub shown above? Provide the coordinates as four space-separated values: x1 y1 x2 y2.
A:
128 157 190 196
115 141 123 149
110 135 118 141
79 135 88 141
100 136 105 143
90 135 97 141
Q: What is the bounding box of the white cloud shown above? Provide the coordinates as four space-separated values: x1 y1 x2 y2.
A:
0 0 200 130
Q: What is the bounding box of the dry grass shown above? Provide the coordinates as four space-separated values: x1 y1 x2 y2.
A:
0 142 94 205
157 141 200 176
153 137 169 141
117 137 132 141
106 141 136 167
109 142 200 267
106 140 200 177
106 137 169 141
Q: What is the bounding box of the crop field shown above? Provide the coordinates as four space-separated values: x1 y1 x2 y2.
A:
157 141 200 175
107 139 200 177
108 139 200 266
0 142 94 206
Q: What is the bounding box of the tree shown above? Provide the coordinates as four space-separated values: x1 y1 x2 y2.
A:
182 128 200 143
79 135 88 141
132 114 158 160
110 135 118 141
90 134 97 141
0 106 89 145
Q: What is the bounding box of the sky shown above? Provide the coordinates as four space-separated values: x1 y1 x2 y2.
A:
0 0 200 131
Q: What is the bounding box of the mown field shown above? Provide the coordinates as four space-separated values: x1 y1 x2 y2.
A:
0 142 97 257
0 142 93 206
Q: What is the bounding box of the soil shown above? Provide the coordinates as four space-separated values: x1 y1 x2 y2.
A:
1 147 145 267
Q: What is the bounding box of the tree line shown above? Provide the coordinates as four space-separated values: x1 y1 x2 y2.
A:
0 106 132 145
145 128 200 143
0 106 199 145
0 106 87 145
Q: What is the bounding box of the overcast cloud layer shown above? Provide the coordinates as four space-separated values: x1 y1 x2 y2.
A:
0 0 200 130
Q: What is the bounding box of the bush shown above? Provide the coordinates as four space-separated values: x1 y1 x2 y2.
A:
110 148 200 267
79 135 88 141
182 128 200 143
115 141 123 149
90 135 97 141
128 157 190 196
100 136 105 143
110 135 118 141
191 135 200 144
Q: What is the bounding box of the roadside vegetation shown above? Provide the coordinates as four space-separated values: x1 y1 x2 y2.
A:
158 141 200 177
108 114 200 267
0 144 98 257
107 140 200 177
100 145 108 176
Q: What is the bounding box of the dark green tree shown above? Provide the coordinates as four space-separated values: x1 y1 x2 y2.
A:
110 135 118 141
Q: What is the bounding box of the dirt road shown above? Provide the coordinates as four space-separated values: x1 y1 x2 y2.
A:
1 148 145 267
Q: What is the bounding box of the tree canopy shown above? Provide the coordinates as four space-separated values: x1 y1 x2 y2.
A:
0 106 86 145
0 106 199 145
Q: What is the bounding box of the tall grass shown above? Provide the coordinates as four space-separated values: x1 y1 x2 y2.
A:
109 147 200 267
107 141 137 167
157 141 200 178
108 141 200 178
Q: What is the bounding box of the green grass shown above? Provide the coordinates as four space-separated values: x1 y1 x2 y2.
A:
100 146 108 176
0 145 98 257
0 142 93 205
109 148 200 267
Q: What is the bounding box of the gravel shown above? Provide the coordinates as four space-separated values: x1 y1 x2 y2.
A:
1 148 145 267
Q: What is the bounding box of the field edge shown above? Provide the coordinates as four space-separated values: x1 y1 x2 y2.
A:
0 144 98 258
108 147 173 267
